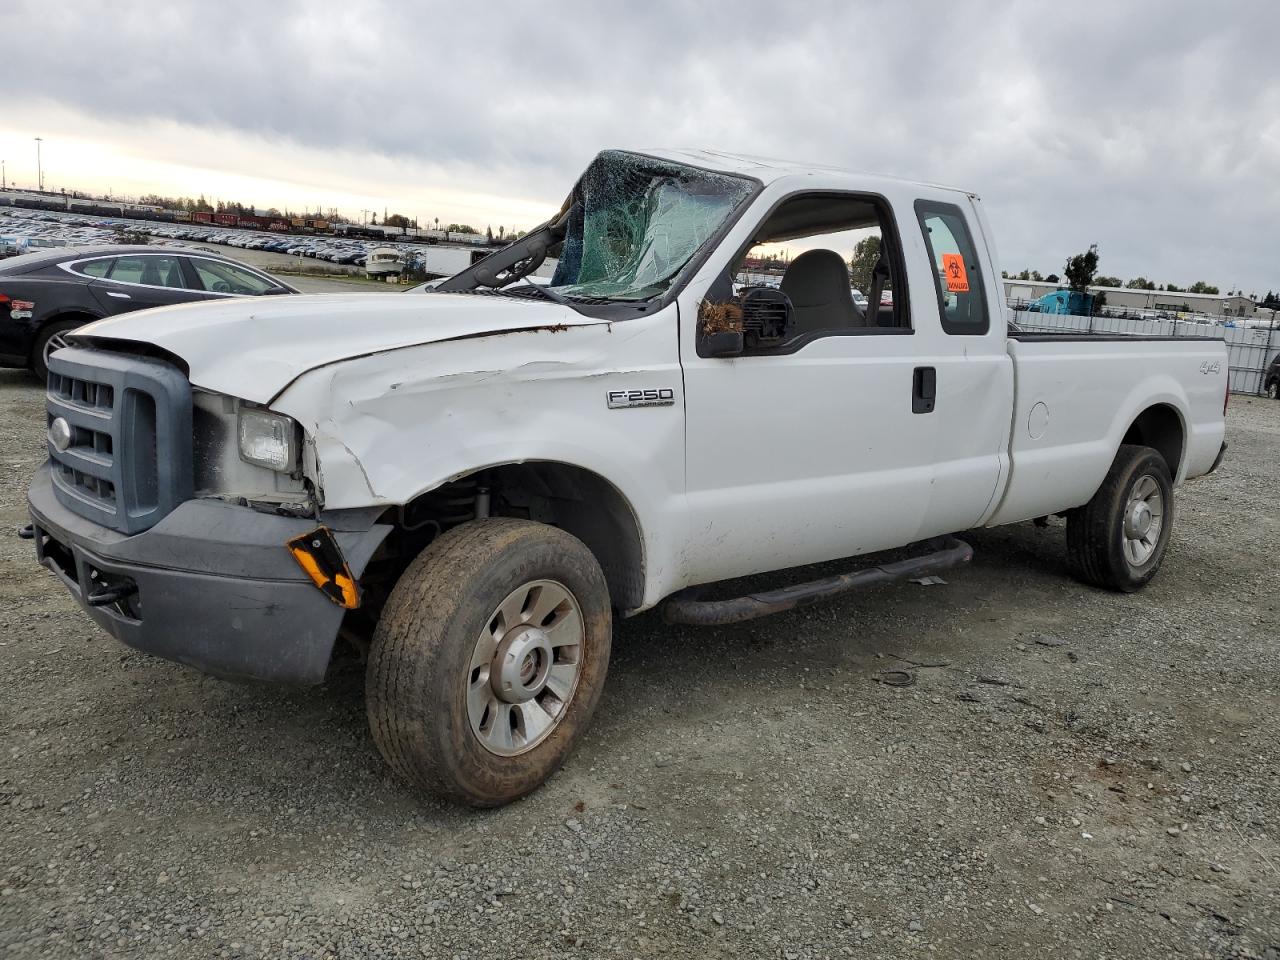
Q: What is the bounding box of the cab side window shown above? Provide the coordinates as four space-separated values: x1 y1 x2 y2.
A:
914 201 988 335
700 192 910 355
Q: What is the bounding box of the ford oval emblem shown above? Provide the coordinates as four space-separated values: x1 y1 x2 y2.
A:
49 417 73 452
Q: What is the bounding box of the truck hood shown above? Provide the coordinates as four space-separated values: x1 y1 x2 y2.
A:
73 292 596 404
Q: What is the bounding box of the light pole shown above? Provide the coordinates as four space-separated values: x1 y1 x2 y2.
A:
34 138 43 192
1 159 5 190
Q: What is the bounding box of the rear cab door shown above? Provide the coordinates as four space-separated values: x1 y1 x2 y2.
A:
907 190 1013 533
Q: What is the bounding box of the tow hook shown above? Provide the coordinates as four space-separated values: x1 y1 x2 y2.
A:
17 524 35 540
86 583 138 607
286 526 362 609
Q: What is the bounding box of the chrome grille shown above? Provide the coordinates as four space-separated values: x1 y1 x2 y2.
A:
46 347 193 534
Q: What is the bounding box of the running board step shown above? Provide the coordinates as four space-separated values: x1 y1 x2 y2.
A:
663 536 973 626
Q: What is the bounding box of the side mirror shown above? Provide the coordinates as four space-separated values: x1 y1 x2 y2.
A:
698 299 744 357
740 287 794 347
703 329 744 357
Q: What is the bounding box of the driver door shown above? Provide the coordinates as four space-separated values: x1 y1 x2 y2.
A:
677 190 940 587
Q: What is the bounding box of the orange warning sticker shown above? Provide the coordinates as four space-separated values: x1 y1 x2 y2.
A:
942 253 969 293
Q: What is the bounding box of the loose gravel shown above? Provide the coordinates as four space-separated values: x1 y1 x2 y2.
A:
2 370 1277 959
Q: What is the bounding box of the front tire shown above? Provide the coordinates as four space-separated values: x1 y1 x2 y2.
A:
366 518 612 807
1267 379 1279 400
1066 444 1174 592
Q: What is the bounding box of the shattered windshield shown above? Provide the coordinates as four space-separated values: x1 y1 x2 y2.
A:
548 151 755 301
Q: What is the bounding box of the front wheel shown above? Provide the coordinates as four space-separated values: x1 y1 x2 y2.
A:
1267 379 1279 400
1066 444 1174 592
366 518 612 807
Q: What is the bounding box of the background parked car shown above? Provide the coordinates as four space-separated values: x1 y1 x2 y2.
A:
1265 352 1280 399
0 245 297 378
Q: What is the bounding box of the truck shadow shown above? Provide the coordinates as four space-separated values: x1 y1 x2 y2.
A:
44 520 1080 831
319 522 1073 784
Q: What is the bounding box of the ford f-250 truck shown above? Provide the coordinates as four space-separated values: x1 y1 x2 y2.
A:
25 149 1228 807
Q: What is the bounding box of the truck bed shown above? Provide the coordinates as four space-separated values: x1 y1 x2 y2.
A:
987 335 1228 526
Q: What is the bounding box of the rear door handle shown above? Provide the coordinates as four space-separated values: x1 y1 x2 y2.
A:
912 366 936 414
105 291 131 299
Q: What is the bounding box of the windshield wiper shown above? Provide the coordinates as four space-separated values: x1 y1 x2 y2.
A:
511 278 573 305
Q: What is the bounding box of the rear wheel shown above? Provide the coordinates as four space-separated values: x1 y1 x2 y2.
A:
1267 379 1279 400
32 319 83 381
1066 444 1174 592
366 518 612 807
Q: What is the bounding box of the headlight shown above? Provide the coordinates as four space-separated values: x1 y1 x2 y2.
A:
238 408 298 472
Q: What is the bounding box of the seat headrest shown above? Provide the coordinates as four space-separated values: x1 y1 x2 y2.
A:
781 249 851 305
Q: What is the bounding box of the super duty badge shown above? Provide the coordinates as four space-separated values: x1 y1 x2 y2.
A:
607 388 676 409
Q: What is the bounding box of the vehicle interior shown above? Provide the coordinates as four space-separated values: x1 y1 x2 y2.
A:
717 193 909 351
139 257 185 289
111 255 185 289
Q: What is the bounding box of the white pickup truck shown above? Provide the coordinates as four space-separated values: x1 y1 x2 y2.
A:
26 149 1228 806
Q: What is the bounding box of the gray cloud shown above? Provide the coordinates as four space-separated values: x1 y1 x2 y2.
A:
5 0 1278 292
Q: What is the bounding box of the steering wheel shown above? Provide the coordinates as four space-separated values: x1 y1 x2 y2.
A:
211 281 232 293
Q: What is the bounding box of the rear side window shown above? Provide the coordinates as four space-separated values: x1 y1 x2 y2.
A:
75 258 113 278
108 255 188 289
915 200 988 335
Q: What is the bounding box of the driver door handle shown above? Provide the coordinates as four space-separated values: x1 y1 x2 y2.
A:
105 291 131 299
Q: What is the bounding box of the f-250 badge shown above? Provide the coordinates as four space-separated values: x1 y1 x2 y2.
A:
1199 360 1222 374
607 388 676 409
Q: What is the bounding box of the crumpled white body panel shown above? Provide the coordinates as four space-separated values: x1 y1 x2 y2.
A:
272 307 691 608
75 292 591 404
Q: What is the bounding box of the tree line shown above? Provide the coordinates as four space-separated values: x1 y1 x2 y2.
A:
1000 261 1238 297
127 195 523 237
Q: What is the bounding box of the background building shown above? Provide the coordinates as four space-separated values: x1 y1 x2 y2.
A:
1002 279 1260 318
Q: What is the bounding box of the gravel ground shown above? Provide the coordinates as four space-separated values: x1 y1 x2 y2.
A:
1 373 1277 960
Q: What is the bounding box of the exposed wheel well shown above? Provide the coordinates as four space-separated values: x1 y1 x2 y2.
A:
482 463 644 611
1121 404 1184 479
378 462 645 614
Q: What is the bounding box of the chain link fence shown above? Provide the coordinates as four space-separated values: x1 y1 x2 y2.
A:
1008 302 1279 396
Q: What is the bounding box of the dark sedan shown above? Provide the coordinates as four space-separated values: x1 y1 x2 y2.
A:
0 245 297 378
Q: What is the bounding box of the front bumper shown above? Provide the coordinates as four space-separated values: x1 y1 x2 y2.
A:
27 463 390 684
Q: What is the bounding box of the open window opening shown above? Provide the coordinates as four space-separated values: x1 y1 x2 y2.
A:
698 192 910 356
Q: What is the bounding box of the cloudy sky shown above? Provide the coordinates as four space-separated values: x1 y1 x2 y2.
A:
3 0 1277 293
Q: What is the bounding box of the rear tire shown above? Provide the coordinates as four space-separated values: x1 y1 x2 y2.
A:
366 518 612 807
32 319 83 381
1267 380 1279 400
1066 444 1174 592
